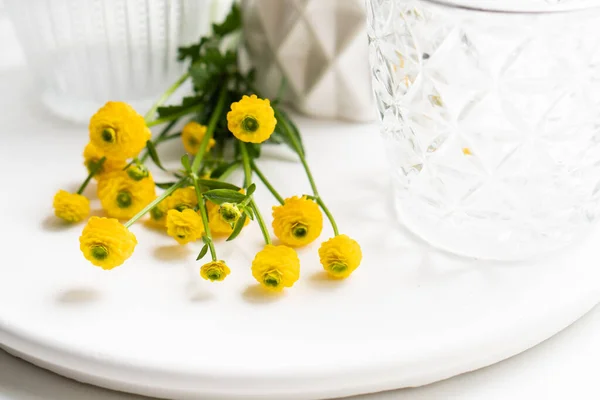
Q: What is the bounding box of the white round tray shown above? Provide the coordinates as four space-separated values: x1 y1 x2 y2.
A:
1 104 600 400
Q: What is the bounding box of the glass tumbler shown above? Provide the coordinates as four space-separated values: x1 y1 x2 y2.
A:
5 0 227 122
366 0 600 259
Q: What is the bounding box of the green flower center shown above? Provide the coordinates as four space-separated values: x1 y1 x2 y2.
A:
101 127 116 143
329 262 348 274
292 224 308 238
90 245 109 260
116 191 132 208
188 137 199 147
207 269 222 281
174 204 191 212
241 116 259 133
150 206 164 220
126 164 149 181
263 271 281 288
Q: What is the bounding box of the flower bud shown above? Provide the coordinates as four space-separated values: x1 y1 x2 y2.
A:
219 202 242 225
126 163 149 181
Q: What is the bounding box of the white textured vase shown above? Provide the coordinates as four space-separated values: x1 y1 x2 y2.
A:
241 0 375 122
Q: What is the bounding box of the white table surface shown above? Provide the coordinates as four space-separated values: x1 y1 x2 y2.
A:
2 12 600 400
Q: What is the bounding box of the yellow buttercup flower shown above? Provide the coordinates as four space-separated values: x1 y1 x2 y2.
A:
251 245 300 292
200 260 231 282
166 186 198 211
219 202 242 225
227 94 277 143
166 209 204 245
318 234 362 279
79 216 137 270
181 121 216 155
272 196 323 247
83 142 127 180
89 101 151 160
207 199 250 235
97 170 156 220
53 190 90 223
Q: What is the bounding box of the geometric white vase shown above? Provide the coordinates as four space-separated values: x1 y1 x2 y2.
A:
241 0 375 122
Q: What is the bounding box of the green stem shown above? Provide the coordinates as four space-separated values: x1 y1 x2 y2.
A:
251 160 284 204
77 157 105 195
146 104 203 127
124 179 185 228
191 84 228 172
275 108 340 236
144 72 190 122
250 199 271 245
239 143 253 188
140 120 178 162
316 197 339 236
192 175 217 261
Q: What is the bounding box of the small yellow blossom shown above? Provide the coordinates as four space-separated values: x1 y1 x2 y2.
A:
272 196 323 247
462 147 472 156
318 234 362 279
97 170 156 220
200 260 231 282
227 95 277 143
79 216 137 270
89 101 151 160
83 142 127 180
251 245 300 292
181 121 216 155
166 186 198 211
166 209 204 245
53 190 90 223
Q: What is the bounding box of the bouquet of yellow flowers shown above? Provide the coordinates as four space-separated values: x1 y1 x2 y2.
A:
52 5 361 292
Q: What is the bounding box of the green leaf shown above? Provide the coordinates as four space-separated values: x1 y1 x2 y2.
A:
122 159 135 171
227 214 247 241
246 183 256 197
241 205 254 220
210 161 239 179
157 96 203 119
197 179 240 191
203 189 246 205
196 244 209 261
189 62 218 90
177 37 209 63
146 140 166 171
181 155 191 172
155 181 178 190
212 4 241 37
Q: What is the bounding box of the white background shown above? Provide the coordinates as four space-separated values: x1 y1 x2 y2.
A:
2 9 600 400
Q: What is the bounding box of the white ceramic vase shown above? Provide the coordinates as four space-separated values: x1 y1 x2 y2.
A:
241 0 375 122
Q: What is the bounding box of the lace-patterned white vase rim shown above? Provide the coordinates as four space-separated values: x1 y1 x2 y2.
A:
420 0 600 13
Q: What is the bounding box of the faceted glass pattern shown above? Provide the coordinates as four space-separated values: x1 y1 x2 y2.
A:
366 0 600 259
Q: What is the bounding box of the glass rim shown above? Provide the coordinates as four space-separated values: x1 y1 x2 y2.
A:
421 0 600 14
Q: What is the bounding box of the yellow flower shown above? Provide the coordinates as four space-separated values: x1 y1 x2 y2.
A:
52 190 90 223
219 202 242 225
272 196 323 247
200 260 231 282
79 216 137 270
89 101 151 160
166 186 198 211
207 199 250 236
318 234 362 279
146 198 168 228
97 170 156 220
181 121 216 155
251 245 300 292
166 209 204 245
83 142 127 180
227 94 277 143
